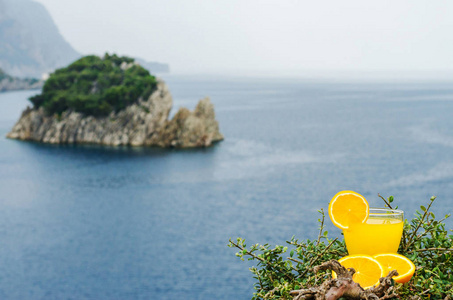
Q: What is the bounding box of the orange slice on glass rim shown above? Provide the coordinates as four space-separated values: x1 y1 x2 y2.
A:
328 190 369 229
333 255 384 289
373 253 416 283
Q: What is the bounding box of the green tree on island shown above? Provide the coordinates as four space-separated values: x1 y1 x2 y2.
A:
29 54 157 116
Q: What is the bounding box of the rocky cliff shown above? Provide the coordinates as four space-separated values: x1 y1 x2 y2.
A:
6 80 223 148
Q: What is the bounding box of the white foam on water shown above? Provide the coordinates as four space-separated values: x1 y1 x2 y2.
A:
212 139 341 181
409 125 453 148
386 94 453 102
216 105 259 112
386 163 453 188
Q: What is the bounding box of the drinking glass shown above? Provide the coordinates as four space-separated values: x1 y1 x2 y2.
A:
343 208 404 255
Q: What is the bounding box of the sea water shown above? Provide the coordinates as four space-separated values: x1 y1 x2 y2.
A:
1 75 453 299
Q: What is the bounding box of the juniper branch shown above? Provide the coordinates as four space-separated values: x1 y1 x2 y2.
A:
297 238 338 279
404 196 436 252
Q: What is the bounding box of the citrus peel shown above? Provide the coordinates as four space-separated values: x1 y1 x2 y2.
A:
333 254 384 289
373 253 415 283
328 190 369 229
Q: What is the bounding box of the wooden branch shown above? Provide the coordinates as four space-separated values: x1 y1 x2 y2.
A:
405 196 436 252
406 247 453 254
316 209 325 246
377 193 393 209
228 239 296 279
290 259 399 300
298 238 338 279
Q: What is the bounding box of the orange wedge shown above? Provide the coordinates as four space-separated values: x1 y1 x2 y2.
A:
333 255 384 289
373 253 416 283
328 190 369 229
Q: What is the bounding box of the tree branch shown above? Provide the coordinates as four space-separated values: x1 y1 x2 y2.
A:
290 260 399 300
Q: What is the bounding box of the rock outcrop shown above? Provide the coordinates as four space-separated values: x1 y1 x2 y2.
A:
6 80 223 148
158 97 224 148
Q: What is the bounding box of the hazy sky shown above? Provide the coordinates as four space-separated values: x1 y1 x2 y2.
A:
34 0 453 75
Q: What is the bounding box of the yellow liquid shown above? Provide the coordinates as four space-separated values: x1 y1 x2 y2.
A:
344 216 403 255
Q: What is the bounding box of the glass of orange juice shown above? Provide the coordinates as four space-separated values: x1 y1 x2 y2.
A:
343 208 404 255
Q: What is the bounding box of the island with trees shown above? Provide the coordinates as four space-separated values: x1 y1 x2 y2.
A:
7 54 223 148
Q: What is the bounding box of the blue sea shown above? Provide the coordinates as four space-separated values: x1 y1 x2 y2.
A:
1 75 453 299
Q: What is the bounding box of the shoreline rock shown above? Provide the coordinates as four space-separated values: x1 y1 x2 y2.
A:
6 80 224 148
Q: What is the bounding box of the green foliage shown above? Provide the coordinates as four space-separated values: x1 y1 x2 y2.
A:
397 196 453 299
229 196 453 299
29 53 157 116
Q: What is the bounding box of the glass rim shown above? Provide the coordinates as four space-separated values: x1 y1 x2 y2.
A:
369 207 404 215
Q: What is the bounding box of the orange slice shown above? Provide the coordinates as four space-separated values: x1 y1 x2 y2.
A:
333 255 384 289
373 253 416 283
328 190 369 229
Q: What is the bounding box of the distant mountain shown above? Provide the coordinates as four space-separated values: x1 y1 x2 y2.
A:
0 0 81 78
0 0 169 79
0 67 43 92
135 57 170 74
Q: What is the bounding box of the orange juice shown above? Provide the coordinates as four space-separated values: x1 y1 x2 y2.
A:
344 209 404 255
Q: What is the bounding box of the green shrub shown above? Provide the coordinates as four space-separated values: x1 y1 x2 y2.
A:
30 53 157 116
229 195 453 299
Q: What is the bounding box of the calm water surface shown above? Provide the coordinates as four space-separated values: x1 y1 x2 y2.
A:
1 76 453 299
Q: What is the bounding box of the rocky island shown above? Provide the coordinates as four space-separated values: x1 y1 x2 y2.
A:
7 54 223 148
